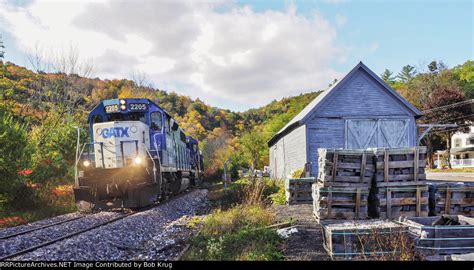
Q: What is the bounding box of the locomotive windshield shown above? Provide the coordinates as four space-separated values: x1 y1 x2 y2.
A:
107 112 146 124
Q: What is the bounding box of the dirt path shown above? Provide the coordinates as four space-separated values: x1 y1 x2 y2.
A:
271 204 331 261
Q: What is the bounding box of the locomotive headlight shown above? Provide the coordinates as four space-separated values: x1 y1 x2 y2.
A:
120 105 127 111
83 160 90 167
134 157 143 165
120 99 126 105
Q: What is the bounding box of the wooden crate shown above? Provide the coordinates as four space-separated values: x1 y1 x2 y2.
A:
400 215 474 255
313 183 370 222
318 148 375 187
321 220 408 258
373 147 427 187
376 185 429 219
285 177 315 205
429 183 474 216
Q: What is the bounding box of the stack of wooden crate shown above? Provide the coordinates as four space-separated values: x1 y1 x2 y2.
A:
313 149 374 222
400 215 474 255
321 220 408 258
285 177 315 205
373 147 429 218
429 183 474 216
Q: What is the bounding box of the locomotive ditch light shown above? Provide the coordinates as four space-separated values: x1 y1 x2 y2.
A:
134 156 143 165
83 160 90 167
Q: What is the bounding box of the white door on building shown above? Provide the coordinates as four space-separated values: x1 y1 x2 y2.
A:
346 119 410 149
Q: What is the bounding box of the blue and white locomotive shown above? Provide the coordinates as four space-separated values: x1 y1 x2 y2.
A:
74 98 204 211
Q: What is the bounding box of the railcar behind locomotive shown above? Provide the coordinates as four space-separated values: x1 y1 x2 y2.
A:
74 98 204 211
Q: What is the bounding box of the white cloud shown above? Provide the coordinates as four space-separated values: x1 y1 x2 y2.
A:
335 14 347 27
0 0 348 111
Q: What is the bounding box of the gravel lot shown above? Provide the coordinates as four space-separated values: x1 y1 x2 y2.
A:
5 189 209 261
271 204 331 261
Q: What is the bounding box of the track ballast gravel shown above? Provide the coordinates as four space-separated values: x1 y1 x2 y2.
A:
2 189 209 261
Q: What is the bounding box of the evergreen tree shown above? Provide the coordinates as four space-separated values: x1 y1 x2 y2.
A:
396 65 416 83
381 69 396 85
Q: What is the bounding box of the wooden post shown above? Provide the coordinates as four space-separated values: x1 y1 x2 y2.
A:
413 147 419 182
327 187 333 218
416 186 421 216
332 152 338 182
384 149 389 182
386 188 392 219
360 152 366 183
445 187 451 214
356 188 361 218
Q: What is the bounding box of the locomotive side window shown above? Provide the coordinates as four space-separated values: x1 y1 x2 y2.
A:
180 130 186 142
165 116 171 134
151 112 163 131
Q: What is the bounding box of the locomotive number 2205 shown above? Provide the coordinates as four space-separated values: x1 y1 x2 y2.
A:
129 103 148 111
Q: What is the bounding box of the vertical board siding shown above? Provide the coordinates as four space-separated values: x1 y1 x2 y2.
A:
315 71 409 117
270 125 307 179
307 118 345 176
270 66 420 180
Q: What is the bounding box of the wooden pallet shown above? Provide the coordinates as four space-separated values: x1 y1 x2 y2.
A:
313 183 370 222
285 177 315 205
376 185 429 219
400 215 474 255
318 149 375 187
429 184 474 216
373 147 427 186
321 220 407 258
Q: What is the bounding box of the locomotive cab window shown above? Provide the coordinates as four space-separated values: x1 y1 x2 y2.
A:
151 112 163 131
128 112 146 123
180 130 186 142
108 113 126 121
92 115 103 124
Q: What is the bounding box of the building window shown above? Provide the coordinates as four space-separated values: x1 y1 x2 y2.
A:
454 138 462 147
468 138 474 145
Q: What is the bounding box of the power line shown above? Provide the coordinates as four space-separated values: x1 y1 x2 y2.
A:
422 99 474 114
425 123 472 135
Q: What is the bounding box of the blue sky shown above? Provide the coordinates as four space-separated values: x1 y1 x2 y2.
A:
239 0 473 73
0 0 472 111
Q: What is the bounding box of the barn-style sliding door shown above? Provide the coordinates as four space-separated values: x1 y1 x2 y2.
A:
345 119 409 149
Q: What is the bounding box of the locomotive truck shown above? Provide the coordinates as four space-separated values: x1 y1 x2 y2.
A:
74 98 204 211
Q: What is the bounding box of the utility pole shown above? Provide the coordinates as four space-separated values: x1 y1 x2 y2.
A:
74 126 81 187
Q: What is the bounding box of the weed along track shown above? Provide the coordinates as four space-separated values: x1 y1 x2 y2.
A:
0 189 209 261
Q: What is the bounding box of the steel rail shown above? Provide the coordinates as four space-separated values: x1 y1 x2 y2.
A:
0 215 86 240
0 188 197 261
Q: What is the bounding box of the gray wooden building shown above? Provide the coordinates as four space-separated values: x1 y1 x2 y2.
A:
268 62 423 179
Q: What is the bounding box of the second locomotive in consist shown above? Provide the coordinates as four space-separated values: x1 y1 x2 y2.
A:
74 98 204 211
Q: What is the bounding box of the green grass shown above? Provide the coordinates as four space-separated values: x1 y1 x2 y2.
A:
183 204 283 261
183 177 286 261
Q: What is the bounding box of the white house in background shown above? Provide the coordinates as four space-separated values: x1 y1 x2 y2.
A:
451 126 474 168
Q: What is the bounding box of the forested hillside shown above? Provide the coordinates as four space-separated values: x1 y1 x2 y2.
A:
0 54 472 222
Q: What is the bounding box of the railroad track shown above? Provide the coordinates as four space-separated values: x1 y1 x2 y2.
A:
0 188 197 261
0 215 87 240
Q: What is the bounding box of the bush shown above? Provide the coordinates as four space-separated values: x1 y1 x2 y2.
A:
184 204 283 261
0 110 30 206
